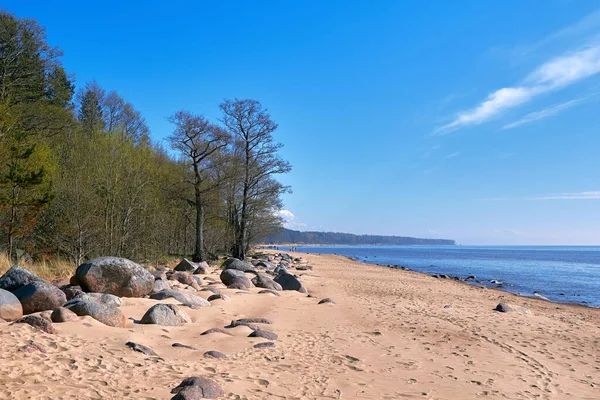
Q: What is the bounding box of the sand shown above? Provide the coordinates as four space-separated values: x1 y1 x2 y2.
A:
1 251 599 399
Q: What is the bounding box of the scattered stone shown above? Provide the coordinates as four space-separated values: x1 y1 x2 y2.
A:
140 304 191 326
253 342 276 349
174 259 198 273
149 289 210 308
153 279 172 293
232 317 272 325
39 310 52 321
257 289 280 296
126 341 159 356
170 376 224 399
61 285 84 300
318 298 336 305
199 287 220 294
0 288 23 322
12 315 56 334
207 294 228 302
251 274 282 291
219 269 253 289
20 341 46 353
274 271 307 293
13 281 67 314
64 298 126 327
194 261 209 275
201 327 233 336
494 303 531 314
75 257 154 297
222 258 256 273
295 265 312 271
203 350 228 359
249 330 278 340
50 307 78 323
172 343 198 350
0 266 43 292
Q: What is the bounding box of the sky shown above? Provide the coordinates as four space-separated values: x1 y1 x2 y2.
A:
4 1 600 245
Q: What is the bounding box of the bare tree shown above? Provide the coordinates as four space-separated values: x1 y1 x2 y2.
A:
168 110 230 262
219 99 291 259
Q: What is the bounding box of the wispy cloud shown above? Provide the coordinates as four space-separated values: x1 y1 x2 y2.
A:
502 98 583 129
528 191 600 200
276 209 307 229
433 45 600 135
444 151 460 159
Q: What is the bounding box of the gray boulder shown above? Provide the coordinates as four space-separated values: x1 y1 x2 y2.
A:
174 259 197 272
222 258 256 273
75 257 154 298
219 269 253 289
0 288 23 322
494 303 532 314
0 266 42 292
152 279 172 293
140 304 191 326
64 298 125 327
170 376 224 399
75 292 122 307
251 274 282 291
274 271 307 293
149 289 210 308
13 281 67 314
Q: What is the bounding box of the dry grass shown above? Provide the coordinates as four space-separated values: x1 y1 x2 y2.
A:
0 252 76 282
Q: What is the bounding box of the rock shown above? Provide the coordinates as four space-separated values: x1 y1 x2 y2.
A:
39 310 52 321
318 298 336 305
233 317 272 325
75 257 154 298
219 269 253 289
140 304 191 326
273 265 288 275
0 288 23 322
13 281 67 314
20 341 46 353
203 350 227 359
168 271 201 290
174 259 197 272
0 266 44 292
201 327 233 336
253 342 275 349
227 282 250 290
207 294 228 302
274 271 307 293
152 270 168 280
249 330 278 340
149 289 210 308
75 292 122 307
50 307 78 322
172 343 198 350
12 315 56 334
194 261 209 275
255 261 273 269
64 298 126 327
61 285 84 300
251 275 282 291
152 279 172 293
494 303 531 314
222 258 256 273
257 289 280 296
199 287 220 294
126 341 159 356
170 376 224 399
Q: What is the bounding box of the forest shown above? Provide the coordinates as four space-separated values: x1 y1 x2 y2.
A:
265 228 456 246
0 11 290 264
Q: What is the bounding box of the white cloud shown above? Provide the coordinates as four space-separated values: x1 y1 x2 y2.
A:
528 191 600 200
434 45 600 135
502 98 582 129
276 209 307 229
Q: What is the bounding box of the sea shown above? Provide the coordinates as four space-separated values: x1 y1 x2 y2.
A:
286 245 600 308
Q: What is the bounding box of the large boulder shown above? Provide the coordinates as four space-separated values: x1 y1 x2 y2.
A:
64 298 126 327
251 274 282 291
75 292 122 307
274 271 307 293
140 304 191 326
0 288 23 321
13 281 67 314
170 376 224 399
149 289 210 308
75 257 154 298
219 269 253 289
222 258 256 273
0 266 42 292
174 259 197 273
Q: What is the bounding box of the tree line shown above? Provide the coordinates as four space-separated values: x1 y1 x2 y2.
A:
0 11 290 264
265 229 456 246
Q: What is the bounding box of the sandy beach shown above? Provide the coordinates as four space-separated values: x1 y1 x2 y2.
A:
1 251 599 399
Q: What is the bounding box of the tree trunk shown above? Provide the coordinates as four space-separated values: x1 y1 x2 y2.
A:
192 163 205 262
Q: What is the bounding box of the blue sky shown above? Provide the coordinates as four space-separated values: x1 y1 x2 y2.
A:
5 1 600 245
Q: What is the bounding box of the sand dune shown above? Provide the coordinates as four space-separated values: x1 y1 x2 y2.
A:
1 252 599 399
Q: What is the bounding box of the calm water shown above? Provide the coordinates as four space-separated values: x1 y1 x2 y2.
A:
290 245 600 307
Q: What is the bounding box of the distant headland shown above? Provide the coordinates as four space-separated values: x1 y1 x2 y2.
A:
264 228 456 246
